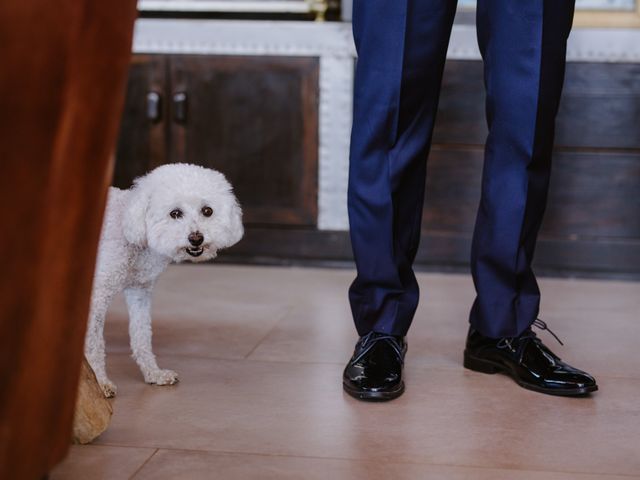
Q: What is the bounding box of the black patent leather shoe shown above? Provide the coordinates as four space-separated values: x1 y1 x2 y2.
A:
343 332 407 401
464 319 598 397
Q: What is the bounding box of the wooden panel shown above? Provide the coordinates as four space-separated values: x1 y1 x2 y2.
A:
113 55 168 189
109 55 640 277
222 59 640 277
433 61 486 145
433 61 640 149
542 152 640 238
417 232 640 277
562 63 640 94
169 55 319 227
422 147 482 234
555 95 640 149
556 63 640 149
222 144 640 277
422 148 640 239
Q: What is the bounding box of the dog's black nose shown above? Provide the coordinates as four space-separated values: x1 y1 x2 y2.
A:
188 231 204 247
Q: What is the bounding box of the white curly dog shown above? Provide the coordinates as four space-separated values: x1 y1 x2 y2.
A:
85 163 243 397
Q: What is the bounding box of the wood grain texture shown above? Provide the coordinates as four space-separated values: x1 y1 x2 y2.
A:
112 57 640 276
433 61 640 149
0 1 137 478
113 55 168 189
114 55 320 226
169 55 320 226
422 147 640 239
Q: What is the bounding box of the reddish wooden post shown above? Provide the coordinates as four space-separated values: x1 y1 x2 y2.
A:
0 2 137 478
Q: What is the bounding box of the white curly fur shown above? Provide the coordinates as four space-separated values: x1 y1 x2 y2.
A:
85 163 243 397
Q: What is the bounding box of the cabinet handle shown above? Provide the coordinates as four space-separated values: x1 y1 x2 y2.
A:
146 91 162 123
172 92 188 124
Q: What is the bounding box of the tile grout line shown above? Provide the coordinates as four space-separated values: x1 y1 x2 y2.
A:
104 350 640 382
128 448 159 480
242 305 294 360
96 443 639 479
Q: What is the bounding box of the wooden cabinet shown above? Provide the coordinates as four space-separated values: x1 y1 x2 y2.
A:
423 60 640 275
114 51 640 277
114 54 319 227
113 55 167 188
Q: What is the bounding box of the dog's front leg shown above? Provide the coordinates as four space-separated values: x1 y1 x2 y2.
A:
124 286 178 386
85 295 118 398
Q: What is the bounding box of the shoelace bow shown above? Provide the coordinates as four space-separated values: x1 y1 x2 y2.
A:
497 318 564 354
352 331 405 364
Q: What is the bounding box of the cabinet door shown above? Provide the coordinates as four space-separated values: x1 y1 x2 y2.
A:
113 55 168 189
168 55 319 227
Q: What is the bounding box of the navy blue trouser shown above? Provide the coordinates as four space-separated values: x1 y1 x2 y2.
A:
348 0 575 339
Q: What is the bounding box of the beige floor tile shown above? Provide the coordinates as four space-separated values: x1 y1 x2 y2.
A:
538 276 640 315
104 264 291 360
95 354 640 477
247 269 640 378
133 449 633 480
246 270 474 367
50 444 155 480
75 264 640 479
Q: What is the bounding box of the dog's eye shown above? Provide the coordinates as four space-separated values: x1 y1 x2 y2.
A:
169 209 183 219
201 206 213 217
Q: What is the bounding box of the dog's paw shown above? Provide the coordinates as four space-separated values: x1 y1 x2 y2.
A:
144 369 179 386
100 380 117 398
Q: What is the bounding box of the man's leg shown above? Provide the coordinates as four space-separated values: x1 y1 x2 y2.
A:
465 0 597 396
348 0 457 338
344 0 457 401
470 0 574 338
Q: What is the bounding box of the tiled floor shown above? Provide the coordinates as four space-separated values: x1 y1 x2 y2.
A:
51 264 640 479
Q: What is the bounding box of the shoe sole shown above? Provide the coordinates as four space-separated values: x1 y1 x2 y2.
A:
463 351 598 397
342 381 405 402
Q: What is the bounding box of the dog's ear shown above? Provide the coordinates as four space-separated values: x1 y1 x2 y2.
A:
122 183 150 247
218 199 244 249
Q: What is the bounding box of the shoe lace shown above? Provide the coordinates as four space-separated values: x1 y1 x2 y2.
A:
496 318 563 355
352 331 405 364
531 318 564 346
